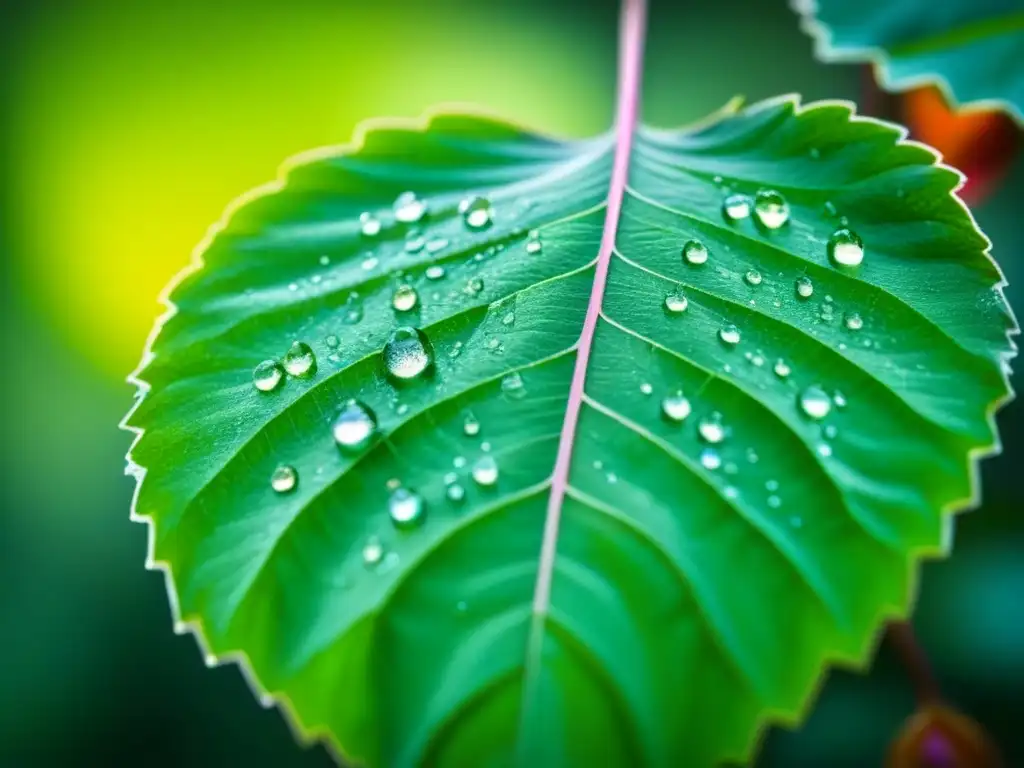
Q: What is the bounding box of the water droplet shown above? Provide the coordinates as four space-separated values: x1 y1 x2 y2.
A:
472 455 499 487
798 385 832 420
843 312 863 331
325 334 339 349
485 337 501 351
795 276 814 298
593 460 604 470
773 359 791 378
282 342 316 377
766 479 779 492
664 291 689 314
359 212 382 237
768 495 782 509
392 284 419 312
817 442 833 457
606 472 618 484
824 424 838 439
448 341 463 359
501 372 526 399
746 447 759 464
362 537 384 566
465 277 485 296
362 256 379 271
724 485 739 499
682 239 708 265
809 147 821 160
426 238 449 253
383 327 434 381
525 234 543 254
405 235 425 253
700 448 722 470
698 412 727 443
453 456 467 469
332 399 378 451
745 270 763 286
389 488 426 529
270 464 297 493
446 483 466 504
833 390 847 409
502 311 515 326
754 189 790 229
828 228 864 267
318 254 330 266
253 360 284 392
463 413 481 437
481 441 491 452
723 193 752 221
661 391 692 423
789 515 803 528
425 265 445 281
393 191 426 224
640 382 653 396
823 200 837 218
718 324 741 346
459 195 493 230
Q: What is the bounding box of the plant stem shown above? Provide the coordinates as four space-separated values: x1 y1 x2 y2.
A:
887 620 943 705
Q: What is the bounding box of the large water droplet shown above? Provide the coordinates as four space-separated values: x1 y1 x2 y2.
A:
682 239 708 265
828 228 864 267
283 342 316 377
270 464 297 493
393 191 426 224
472 455 499 487
459 195 493 230
664 291 688 314
754 189 790 229
359 212 382 237
253 360 284 392
332 399 378 451
389 488 426 529
718 324 741 346
661 391 692 423
843 312 863 331
798 385 832 420
698 412 727 443
383 327 434 381
392 285 419 312
723 193 752 221
795 276 814 298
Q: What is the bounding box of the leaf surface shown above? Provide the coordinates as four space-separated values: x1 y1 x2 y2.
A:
795 0 1024 121
125 5 1016 766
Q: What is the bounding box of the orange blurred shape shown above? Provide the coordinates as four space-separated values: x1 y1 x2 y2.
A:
902 86 1020 204
886 704 1002 768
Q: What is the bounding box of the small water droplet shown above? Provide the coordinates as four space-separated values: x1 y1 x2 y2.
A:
362 537 384 566
392 284 419 312
333 400 378 451
833 390 847 409
698 412 727 443
718 324 741 346
283 342 316 378
405 235 425 253
823 200 837 218
725 485 739 499
661 391 692 423
501 372 526 399
270 464 297 493
463 413 480 436
448 341 463 359
389 488 426 529
446 483 466 504
682 239 709 265
700 449 722 470
253 360 285 392
425 265 446 280
393 191 426 224
472 455 499 487
502 311 515 326
828 227 864 267
361 256 379 271
325 334 339 349
606 472 618 484
798 385 832 420
773 359 791 378
766 479 779 492
426 238 448 253
318 254 330 266
817 442 833 457
465 277 485 296
754 189 790 229
383 327 434 381
360 212 382 237
809 147 821 160
746 447 759 464
664 291 689 314
844 312 863 331
723 193 752 221
640 382 653 396
824 424 838 439
525 234 543 254
745 270 763 286
459 195 493 230
453 456 467 469
795 276 814 298
768 495 782 509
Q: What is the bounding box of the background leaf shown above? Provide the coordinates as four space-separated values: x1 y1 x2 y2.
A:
794 0 1024 122
125 94 1015 766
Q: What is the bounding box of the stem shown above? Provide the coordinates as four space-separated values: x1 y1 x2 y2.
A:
887 620 943 705
532 0 647 616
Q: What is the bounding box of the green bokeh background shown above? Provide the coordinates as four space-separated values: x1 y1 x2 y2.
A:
0 0 1020 764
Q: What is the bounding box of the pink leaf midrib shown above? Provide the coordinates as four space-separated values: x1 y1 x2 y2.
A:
532 0 647 615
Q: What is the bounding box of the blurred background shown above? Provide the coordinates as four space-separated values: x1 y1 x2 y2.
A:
0 0 1020 764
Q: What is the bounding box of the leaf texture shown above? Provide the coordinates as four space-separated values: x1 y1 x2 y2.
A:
795 0 1024 122
124 15 1016 768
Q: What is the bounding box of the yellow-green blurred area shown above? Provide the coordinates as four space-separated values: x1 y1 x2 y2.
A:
0 0 1021 764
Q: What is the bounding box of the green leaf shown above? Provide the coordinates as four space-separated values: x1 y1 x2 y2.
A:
795 0 1024 121
124 14 1016 766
